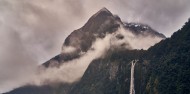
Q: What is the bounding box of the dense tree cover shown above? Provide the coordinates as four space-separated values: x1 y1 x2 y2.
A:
69 19 190 94
5 49 146 94
145 19 190 94
5 19 190 94
69 49 146 94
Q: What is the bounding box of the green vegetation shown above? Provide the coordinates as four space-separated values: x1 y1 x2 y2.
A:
145 19 190 94
5 19 190 94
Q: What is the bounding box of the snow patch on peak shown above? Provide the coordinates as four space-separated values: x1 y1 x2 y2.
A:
134 24 139 27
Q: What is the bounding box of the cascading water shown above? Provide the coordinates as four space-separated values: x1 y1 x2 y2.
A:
130 60 138 94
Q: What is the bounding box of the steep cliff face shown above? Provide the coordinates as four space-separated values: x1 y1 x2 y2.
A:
43 8 165 68
63 8 122 52
69 49 147 94
43 8 123 67
4 8 178 94
68 19 190 94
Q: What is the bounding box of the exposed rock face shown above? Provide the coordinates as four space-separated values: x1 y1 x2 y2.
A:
43 8 123 67
5 8 183 94
124 22 166 38
44 8 165 67
63 8 122 53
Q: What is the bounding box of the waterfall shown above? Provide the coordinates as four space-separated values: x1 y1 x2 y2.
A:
130 60 138 94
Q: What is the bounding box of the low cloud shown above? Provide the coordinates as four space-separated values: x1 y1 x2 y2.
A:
111 27 163 50
29 34 113 85
114 27 163 50
0 0 190 93
26 26 162 86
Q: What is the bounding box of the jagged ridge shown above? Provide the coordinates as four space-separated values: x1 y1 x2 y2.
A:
3 8 177 94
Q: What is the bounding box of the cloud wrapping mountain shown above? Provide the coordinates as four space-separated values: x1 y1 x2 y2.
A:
0 0 190 93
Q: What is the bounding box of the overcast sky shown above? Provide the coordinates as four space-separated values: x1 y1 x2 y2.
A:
0 0 190 93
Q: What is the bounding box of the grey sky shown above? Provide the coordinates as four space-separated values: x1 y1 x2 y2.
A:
0 0 190 93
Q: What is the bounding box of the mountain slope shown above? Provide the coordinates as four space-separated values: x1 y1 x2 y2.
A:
66 19 190 94
69 49 146 94
43 8 165 68
5 8 187 94
145 19 190 94
43 8 122 67
124 22 166 38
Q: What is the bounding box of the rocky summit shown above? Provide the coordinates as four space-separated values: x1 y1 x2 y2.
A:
43 8 165 68
5 8 190 94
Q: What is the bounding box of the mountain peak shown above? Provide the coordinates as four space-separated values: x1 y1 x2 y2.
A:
92 7 112 17
99 7 110 13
